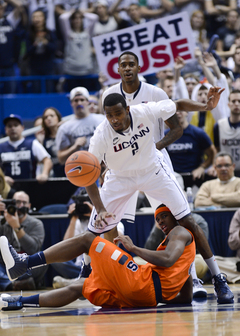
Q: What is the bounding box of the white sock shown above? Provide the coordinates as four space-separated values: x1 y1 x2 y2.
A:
84 254 91 265
191 261 198 280
204 255 220 276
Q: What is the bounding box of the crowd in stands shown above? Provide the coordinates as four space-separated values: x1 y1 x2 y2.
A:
1 0 240 292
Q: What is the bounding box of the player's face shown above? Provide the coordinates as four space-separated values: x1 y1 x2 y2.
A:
118 54 140 84
105 103 130 132
228 93 240 115
214 156 235 181
197 89 208 104
155 211 176 235
5 120 24 141
43 109 59 128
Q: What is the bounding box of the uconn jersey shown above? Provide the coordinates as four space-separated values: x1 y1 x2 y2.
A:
89 100 176 172
0 139 36 179
102 81 168 143
218 118 240 170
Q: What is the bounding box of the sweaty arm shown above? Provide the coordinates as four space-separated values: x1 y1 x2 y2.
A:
175 87 224 111
115 226 191 267
156 114 183 151
85 183 115 228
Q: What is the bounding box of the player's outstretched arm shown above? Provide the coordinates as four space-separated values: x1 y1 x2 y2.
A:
175 87 224 112
85 183 116 229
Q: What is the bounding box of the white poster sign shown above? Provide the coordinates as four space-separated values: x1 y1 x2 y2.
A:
92 12 195 85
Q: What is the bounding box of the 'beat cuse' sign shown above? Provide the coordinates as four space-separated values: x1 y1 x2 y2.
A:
92 12 195 85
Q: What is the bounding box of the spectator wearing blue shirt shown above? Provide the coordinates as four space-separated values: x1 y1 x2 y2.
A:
165 110 216 190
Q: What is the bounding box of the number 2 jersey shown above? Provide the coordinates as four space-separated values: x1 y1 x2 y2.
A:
89 100 176 173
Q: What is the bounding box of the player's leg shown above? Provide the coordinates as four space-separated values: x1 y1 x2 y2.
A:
0 232 96 281
0 278 85 311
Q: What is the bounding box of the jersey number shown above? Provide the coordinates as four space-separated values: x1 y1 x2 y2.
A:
11 161 21 176
131 142 139 156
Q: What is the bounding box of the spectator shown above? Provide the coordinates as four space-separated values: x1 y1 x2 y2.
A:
126 2 146 25
92 0 130 37
190 10 208 51
156 57 189 100
216 9 239 53
42 107 65 177
139 0 174 20
190 83 228 142
204 0 237 39
0 191 46 290
0 114 53 185
26 0 56 31
214 90 240 176
228 208 240 258
0 0 26 94
166 110 216 189
56 86 104 165
58 9 98 91
23 9 57 93
88 95 100 114
34 116 44 144
183 73 200 98
194 152 240 208
231 46 240 80
0 167 14 199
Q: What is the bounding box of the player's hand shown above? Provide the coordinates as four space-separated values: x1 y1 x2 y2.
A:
206 87 225 110
114 235 135 252
94 211 116 229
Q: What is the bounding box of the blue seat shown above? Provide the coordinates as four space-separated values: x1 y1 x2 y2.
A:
39 204 67 214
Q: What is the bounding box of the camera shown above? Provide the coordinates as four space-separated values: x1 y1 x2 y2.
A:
1 199 17 216
71 192 91 220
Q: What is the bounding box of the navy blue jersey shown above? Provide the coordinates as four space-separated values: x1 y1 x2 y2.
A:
0 139 37 179
0 17 16 68
43 137 65 177
165 124 212 173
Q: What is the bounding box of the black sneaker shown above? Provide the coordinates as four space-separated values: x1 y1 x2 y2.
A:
0 236 29 281
0 294 23 311
212 273 234 304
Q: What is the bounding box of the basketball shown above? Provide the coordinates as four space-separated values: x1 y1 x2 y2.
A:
65 151 101 187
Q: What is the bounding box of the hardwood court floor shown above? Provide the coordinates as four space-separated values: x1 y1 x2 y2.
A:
1 284 240 336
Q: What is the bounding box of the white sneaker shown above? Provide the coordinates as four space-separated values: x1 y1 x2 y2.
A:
193 278 207 298
52 276 79 289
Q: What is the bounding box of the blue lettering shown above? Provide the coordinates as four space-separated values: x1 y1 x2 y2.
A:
114 144 122 152
153 24 169 42
134 28 150 46
168 18 182 36
118 33 134 51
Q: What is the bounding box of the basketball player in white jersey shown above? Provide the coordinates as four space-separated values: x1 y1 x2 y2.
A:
101 51 215 232
85 92 233 304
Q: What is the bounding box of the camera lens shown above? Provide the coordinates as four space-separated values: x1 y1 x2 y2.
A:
7 205 17 216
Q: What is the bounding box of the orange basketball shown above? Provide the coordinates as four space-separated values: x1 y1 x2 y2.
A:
65 151 101 187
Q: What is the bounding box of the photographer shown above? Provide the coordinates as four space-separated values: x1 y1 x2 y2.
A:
0 191 46 291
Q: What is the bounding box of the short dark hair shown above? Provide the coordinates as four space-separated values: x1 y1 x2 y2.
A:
215 151 233 163
103 93 127 110
229 89 240 97
118 51 139 65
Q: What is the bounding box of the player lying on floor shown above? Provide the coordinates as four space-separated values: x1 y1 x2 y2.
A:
0 204 195 311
